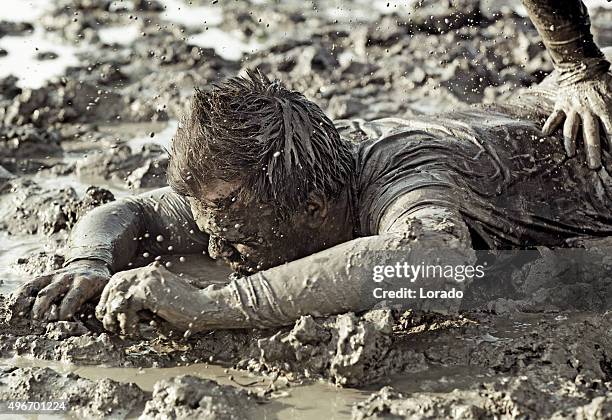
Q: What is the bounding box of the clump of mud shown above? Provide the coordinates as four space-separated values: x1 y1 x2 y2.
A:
2 296 612 416
352 384 612 419
141 375 261 419
0 180 114 235
245 311 424 386
76 144 168 189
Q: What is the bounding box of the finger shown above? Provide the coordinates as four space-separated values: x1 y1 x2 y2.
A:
114 291 143 336
97 276 127 320
32 276 71 320
97 282 113 319
586 89 612 154
8 298 35 320
58 276 104 321
103 312 118 333
542 109 565 136
8 275 53 316
11 275 53 299
597 113 612 153
562 111 580 157
101 292 128 333
582 112 602 170
117 305 142 337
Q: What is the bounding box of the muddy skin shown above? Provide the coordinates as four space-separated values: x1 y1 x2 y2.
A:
1 0 612 418
187 183 357 275
522 0 612 169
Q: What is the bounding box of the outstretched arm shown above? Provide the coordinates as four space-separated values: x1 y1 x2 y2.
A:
10 187 209 321
97 205 476 334
522 0 612 168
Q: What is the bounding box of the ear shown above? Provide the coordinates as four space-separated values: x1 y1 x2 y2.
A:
305 192 329 226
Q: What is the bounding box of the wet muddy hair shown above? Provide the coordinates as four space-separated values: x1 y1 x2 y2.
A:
168 69 354 214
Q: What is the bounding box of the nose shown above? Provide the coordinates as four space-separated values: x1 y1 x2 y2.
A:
208 236 239 260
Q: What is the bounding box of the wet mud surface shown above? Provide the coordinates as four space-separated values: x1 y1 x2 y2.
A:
1 300 612 418
1 0 612 418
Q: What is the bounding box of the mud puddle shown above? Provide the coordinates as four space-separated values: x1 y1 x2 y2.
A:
0 233 45 293
0 356 369 420
0 116 188 296
0 355 504 419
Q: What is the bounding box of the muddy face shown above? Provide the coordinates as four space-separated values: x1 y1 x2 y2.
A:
188 180 327 275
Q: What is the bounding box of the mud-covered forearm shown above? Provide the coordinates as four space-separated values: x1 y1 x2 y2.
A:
522 0 610 84
98 205 476 333
188 230 474 331
64 187 209 273
64 200 142 272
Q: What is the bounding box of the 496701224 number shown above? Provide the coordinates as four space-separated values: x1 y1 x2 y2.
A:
0 400 69 413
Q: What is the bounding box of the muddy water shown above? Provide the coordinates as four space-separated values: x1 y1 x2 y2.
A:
0 234 44 293
0 356 502 419
0 356 368 420
0 122 162 293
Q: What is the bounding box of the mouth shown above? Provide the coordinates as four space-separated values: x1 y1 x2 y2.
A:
228 259 258 275
207 236 266 275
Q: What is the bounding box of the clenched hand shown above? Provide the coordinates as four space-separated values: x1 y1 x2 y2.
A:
96 263 203 336
9 259 111 321
542 72 612 169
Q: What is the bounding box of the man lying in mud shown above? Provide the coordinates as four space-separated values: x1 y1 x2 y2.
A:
9 0 612 335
